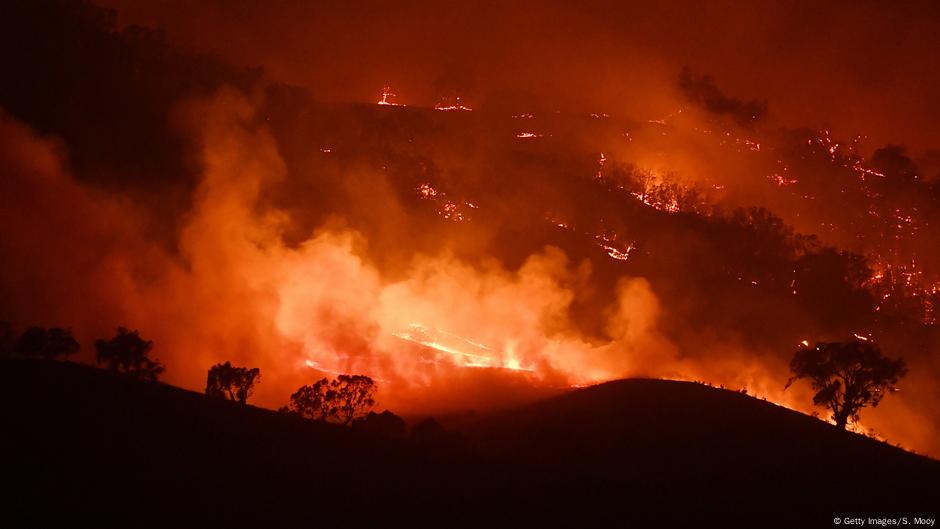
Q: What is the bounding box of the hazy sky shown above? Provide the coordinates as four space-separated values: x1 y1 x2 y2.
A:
99 0 940 153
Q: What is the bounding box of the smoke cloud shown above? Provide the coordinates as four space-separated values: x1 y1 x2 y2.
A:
0 93 684 413
2 0 939 459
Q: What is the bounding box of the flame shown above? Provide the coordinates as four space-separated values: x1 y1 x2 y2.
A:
377 85 403 106
415 182 475 221
391 323 534 372
3 85 938 457
767 173 798 187
434 95 472 111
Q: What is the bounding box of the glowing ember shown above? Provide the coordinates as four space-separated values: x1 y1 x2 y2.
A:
415 182 475 221
631 191 681 213
595 152 606 180
438 201 465 221
417 182 439 199
377 85 403 106
599 244 633 261
434 95 472 111
647 108 682 125
767 173 798 186
594 232 634 261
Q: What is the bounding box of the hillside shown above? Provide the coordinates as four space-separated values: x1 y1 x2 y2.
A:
3 0 940 465
1 359 937 526
460 379 940 516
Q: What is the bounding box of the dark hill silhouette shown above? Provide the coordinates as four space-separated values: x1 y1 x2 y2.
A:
458 379 940 517
1 360 937 527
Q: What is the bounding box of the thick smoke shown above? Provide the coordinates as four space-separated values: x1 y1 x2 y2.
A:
3 0 940 459
678 67 767 127
4 87 934 454
0 111 165 344
0 94 683 413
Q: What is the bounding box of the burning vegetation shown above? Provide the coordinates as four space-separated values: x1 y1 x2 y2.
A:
1 0 940 461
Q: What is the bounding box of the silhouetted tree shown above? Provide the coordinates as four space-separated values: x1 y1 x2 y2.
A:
95 327 164 381
13 326 80 360
353 410 407 438
205 361 260 404
786 339 907 429
286 378 335 421
332 375 377 425
286 375 376 425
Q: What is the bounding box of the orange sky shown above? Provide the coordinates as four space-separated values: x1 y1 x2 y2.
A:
99 0 940 154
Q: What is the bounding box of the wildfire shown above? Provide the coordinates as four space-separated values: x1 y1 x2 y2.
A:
392 323 534 372
417 182 439 199
594 232 634 261
600 244 633 261
646 108 683 126
377 85 403 106
303 359 344 375
767 173 798 187
434 95 472 112
415 182 475 221
631 191 681 213
866 258 940 324
595 152 606 180
811 129 886 181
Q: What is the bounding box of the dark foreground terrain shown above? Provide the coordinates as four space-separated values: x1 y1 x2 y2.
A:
1 359 937 526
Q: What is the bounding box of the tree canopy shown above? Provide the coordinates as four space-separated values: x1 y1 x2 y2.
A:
285 374 376 425
95 327 164 381
13 326 80 360
205 361 260 404
786 338 907 429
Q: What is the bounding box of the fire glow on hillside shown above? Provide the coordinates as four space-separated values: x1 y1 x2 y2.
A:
2 0 940 460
